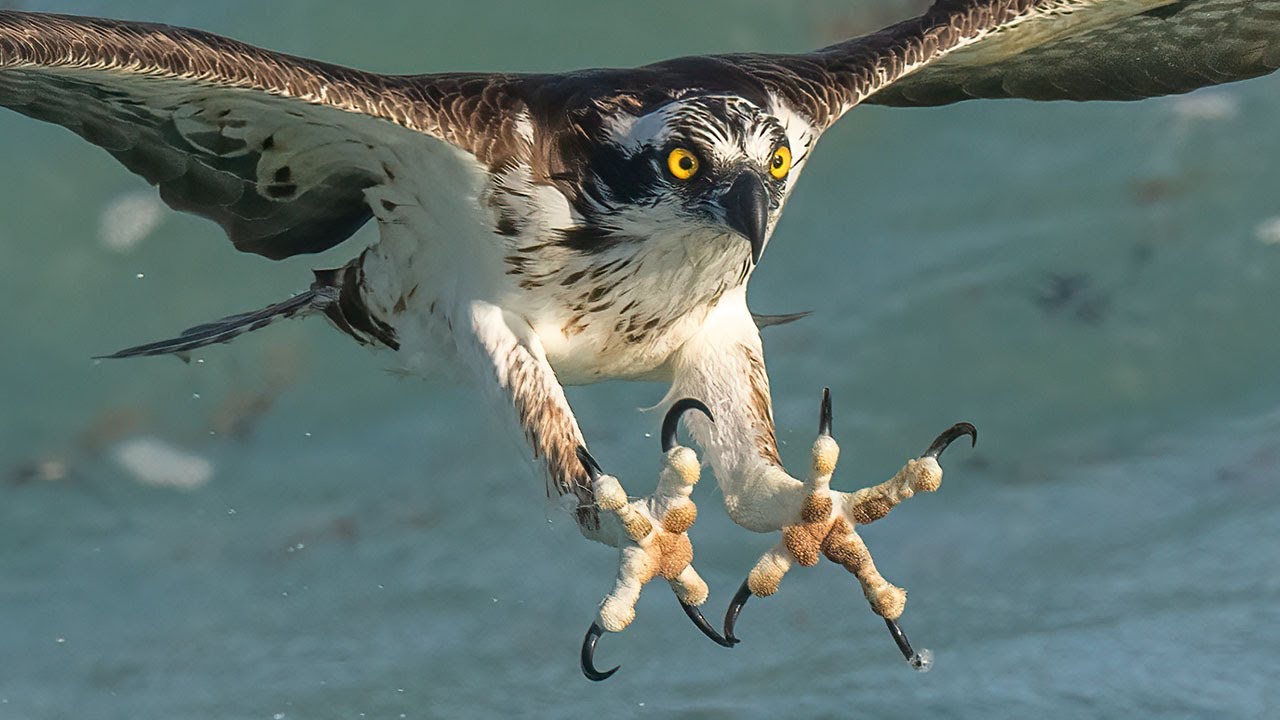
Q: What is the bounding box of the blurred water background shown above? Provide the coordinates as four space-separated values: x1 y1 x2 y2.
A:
2 1 1279 718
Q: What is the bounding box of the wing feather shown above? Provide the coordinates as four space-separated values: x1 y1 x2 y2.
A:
728 0 1280 128
869 0 1280 106
0 11 518 259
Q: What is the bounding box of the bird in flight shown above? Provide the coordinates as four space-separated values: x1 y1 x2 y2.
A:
2 1 1276 681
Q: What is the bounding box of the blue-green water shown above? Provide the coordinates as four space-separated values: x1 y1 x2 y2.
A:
3 2 1280 718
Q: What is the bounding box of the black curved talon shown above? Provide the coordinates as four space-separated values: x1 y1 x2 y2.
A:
818 387 833 437
575 445 605 482
680 600 736 648
884 618 929 670
723 579 753 645
923 422 978 460
662 398 714 452
581 621 620 682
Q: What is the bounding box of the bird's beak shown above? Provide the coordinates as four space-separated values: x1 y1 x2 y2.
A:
722 173 770 264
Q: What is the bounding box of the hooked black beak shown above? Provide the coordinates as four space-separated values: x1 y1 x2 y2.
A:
722 173 770 264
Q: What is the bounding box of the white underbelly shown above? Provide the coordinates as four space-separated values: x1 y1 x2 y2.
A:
534 308 706 385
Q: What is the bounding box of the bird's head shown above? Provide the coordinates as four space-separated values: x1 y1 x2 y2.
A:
579 95 800 265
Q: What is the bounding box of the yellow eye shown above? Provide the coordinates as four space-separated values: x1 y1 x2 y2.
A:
770 146 792 180
667 148 700 181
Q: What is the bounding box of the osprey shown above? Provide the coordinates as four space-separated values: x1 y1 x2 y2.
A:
1 1 1276 680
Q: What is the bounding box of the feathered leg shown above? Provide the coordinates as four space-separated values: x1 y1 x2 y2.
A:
668 287 975 670
463 302 731 682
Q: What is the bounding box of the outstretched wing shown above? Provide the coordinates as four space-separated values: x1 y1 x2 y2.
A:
869 0 1280 106
0 11 518 260
728 0 1280 128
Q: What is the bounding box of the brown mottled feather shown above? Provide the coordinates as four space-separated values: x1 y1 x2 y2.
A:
724 1 1277 126
503 343 595 526
0 11 523 259
0 11 519 154
868 1 1280 106
740 343 783 468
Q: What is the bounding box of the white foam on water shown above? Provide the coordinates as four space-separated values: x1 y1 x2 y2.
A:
1254 216 1280 246
98 190 166 253
111 436 214 490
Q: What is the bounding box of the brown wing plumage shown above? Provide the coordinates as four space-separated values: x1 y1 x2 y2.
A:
0 11 518 259
728 0 1279 128
869 0 1280 106
6 3 1277 260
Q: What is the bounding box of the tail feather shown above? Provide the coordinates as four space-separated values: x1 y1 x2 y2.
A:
96 290 321 360
99 253 399 360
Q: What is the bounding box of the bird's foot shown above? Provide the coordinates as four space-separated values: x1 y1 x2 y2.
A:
576 399 733 682
724 388 975 671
